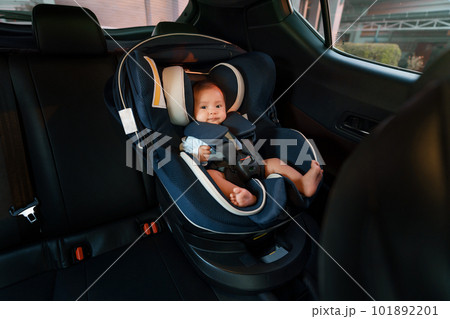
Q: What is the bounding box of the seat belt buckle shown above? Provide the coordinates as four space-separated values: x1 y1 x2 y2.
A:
71 243 92 263
9 198 39 224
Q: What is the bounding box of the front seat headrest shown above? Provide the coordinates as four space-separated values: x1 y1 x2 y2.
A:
32 4 106 55
151 22 198 36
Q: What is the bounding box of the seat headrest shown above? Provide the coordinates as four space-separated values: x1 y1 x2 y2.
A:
32 4 106 55
113 50 274 134
162 63 244 126
151 22 199 36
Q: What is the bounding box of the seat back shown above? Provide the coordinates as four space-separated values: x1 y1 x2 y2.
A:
0 3 160 292
9 4 158 237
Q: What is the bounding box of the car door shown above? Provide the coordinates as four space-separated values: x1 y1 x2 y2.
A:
241 0 446 175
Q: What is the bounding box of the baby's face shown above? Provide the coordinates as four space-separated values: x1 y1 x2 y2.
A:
194 85 227 125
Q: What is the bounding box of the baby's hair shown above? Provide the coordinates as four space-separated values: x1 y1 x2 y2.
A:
193 79 226 106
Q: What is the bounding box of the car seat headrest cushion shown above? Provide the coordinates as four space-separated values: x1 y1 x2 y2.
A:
225 52 276 123
162 66 194 126
163 52 276 126
32 4 106 55
162 63 245 126
209 63 245 113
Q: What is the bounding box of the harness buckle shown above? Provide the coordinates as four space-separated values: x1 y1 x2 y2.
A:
9 198 39 224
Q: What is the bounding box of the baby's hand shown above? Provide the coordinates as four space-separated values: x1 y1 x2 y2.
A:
198 145 211 162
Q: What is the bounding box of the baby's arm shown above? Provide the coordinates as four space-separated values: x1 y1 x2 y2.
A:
181 136 210 165
198 145 211 162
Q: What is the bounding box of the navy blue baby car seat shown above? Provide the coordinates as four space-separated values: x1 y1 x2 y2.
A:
105 32 321 295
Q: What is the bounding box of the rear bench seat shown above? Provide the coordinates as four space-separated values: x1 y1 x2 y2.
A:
0 4 216 300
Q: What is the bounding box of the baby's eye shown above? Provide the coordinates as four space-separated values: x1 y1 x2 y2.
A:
200 106 206 109
216 104 222 108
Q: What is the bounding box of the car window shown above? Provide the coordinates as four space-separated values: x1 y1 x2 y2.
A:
330 0 450 72
0 0 189 28
291 0 326 38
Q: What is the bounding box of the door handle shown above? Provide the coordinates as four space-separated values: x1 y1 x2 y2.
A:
340 115 378 137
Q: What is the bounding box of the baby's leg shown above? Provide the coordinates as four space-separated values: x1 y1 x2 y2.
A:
207 169 256 207
264 158 323 197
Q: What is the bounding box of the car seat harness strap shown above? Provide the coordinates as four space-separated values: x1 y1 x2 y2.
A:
0 73 42 236
184 117 264 186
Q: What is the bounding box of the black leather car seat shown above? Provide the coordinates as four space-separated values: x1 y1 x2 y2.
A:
0 4 216 300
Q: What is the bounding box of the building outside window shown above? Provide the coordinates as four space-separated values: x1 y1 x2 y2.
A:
293 0 450 72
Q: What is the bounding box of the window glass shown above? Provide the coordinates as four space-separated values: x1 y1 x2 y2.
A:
291 0 325 38
0 0 189 28
331 0 450 72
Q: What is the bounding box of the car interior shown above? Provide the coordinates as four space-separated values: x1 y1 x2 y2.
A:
0 0 448 301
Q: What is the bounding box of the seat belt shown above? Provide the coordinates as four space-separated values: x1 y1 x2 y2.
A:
0 61 41 236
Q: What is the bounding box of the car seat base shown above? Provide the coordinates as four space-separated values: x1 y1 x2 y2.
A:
165 211 316 293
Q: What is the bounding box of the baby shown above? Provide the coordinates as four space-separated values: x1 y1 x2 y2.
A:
183 80 323 207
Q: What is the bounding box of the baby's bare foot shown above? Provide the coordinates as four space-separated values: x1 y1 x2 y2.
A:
230 187 257 207
301 161 323 197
